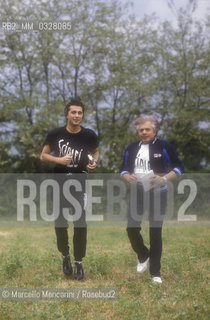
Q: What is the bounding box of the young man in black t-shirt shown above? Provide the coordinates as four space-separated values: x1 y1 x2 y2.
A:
40 97 99 280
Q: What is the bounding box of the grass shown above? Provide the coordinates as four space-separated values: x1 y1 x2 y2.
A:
0 222 209 320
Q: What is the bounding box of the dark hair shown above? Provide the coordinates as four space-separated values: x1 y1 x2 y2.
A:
64 96 85 117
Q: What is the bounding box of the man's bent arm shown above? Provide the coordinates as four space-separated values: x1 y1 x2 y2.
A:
40 144 72 166
86 148 99 170
91 148 99 163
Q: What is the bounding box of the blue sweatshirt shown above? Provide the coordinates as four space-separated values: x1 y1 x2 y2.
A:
120 138 184 176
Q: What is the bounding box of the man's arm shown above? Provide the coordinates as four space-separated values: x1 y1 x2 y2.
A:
150 141 184 187
86 148 99 170
122 173 137 183
120 147 138 183
40 144 72 166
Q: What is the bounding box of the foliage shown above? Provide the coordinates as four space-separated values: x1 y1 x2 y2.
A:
0 0 209 173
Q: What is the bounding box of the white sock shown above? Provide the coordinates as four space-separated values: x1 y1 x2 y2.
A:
75 260 82 264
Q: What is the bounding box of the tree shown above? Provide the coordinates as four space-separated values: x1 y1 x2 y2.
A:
153 4 210 171
0 0 209 172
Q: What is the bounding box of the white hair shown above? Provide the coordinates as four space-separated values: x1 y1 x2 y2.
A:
134 115 159 133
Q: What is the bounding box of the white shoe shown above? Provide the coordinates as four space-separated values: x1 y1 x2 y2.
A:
152 276 162 284
137 257 149 273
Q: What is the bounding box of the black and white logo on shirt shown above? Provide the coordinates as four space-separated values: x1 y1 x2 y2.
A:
134 144 151 174
58 139 83 167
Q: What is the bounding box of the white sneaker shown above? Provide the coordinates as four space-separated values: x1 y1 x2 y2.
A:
152 276 162 284
137 257 149 273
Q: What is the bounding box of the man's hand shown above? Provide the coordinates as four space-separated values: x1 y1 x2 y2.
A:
150 175 165 187
122 174 137 184
87 161 97 170
59 154 73 166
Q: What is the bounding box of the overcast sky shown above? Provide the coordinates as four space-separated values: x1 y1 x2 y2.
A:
120 0 209 23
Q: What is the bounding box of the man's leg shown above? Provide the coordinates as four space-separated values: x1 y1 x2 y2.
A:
72 183 87 280
55 227 72 276
149 191 167 279
149 227 162 277
127 185 149 271
73 226 87 261
54 174 72 275
55 227 69 256
127 227 150 263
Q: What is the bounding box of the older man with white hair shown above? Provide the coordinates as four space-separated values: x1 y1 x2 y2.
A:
120 115 184 283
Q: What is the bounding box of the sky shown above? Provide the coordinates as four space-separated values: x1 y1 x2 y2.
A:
120 0 209 23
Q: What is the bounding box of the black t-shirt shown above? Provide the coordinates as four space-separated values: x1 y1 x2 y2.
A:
44 126 99 173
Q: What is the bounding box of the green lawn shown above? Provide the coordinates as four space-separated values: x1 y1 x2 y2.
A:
0 222 209 320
